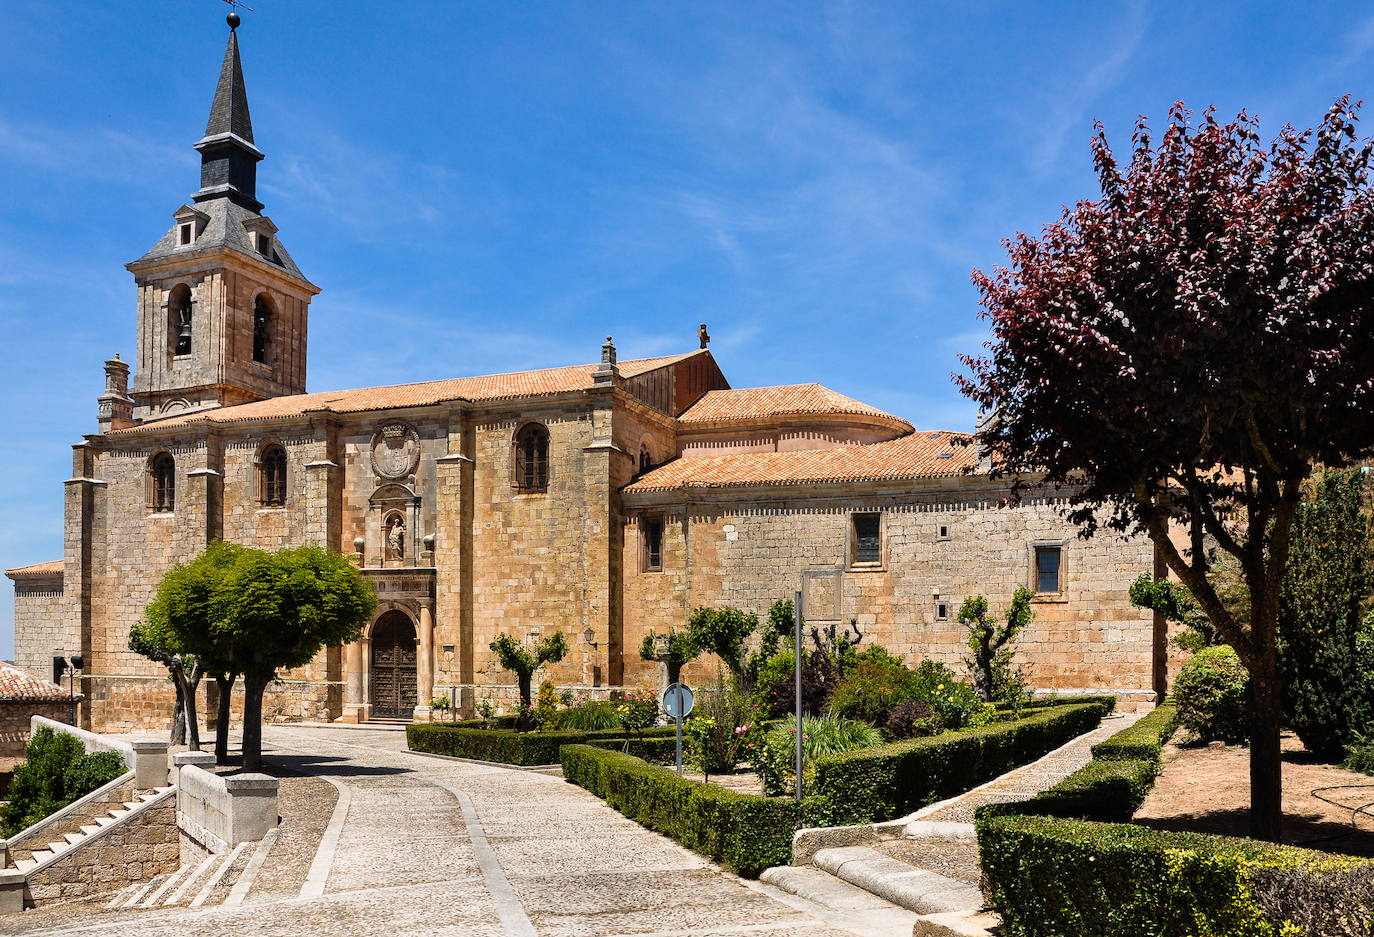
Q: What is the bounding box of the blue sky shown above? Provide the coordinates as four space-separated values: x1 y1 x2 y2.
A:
3 0 1372 658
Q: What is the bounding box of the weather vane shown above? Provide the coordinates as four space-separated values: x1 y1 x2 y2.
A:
220 0 254 29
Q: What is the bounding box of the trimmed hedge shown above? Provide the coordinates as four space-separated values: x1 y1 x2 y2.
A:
810 701 1110 825
561 744 801 876
407 723 677 766
585 736 679 765
1089 702 1177 763
977 813 1374 937
997 694 1119 713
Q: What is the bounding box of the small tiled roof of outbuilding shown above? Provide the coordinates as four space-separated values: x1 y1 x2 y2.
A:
624 430 977 492
110 351 709 435
678 384 912 430
0 662 70 701
5 560 63 578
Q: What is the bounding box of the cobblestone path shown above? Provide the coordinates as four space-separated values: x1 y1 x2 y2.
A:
8 725 909 937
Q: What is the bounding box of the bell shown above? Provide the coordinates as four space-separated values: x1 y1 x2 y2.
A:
178 321 192 342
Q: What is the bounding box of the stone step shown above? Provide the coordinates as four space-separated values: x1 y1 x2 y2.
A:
45 842 70 855
14 858 38 874
913 910 1001 937
80 824 102 836
141 864 191 907
119 874 165 909
29 849 54 864
165 854 217 907
138 792 160 802
63 833 85 846
810 847 985 916
761 864 908 913
903 821 977 842
96 814 120 826
105 883 139 909
190 841 249 908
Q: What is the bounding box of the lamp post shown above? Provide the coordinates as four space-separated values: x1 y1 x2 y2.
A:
582 626 600 687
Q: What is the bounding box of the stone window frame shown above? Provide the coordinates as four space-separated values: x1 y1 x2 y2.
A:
166 282 194 360
1028 539 1069 601
847 512 885 570
148 451 177 514
511 421 550 495
935 600 949 621
936 522 951 541
641 516 664 573
257 441 288 508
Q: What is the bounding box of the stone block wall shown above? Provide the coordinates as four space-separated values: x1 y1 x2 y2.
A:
622 480 1158 707
0 701 77 759
7 779 135 865
9 575 69 679
24 796 177 905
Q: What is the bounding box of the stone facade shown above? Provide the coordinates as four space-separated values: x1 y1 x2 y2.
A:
0 701 77 759
7 566 70 679
7 24 1172 730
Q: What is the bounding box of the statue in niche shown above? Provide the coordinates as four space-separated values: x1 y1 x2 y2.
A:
385 515 406 561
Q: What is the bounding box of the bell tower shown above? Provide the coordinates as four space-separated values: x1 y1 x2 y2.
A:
125 13 319 421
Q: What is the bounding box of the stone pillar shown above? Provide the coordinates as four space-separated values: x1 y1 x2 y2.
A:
582 389 629 687
434 406 475 714
63 443 104 729
174 749 215 784
130 738 170 789
413 602 435 721
340 640 366 723
359 636 373 722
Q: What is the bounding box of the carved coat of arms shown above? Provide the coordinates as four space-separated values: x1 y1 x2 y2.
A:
371 423 421 479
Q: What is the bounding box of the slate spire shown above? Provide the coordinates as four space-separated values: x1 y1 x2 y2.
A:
193 17 265 211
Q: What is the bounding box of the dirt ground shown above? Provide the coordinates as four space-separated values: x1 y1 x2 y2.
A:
1135 732 1374 856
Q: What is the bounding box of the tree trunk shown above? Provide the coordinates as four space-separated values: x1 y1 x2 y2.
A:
1249 658 1284 841
516 674 533 730
182 668 202 751
170 678 186 746
214 673 237 765
666 658 683 686
241 674 269 772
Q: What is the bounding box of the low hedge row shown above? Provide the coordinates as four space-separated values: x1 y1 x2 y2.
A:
977 814 1374 937
810 701 1111 825
585 736 679 765
561 744 802 877
407 724 676 766
996 694 1119 713
1089 702 1177 763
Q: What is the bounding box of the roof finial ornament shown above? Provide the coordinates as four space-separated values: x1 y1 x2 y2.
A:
601 335 617 366
698 323 711 349
220 0 253 30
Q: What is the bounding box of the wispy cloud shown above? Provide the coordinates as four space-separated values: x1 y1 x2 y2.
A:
0 117 193 187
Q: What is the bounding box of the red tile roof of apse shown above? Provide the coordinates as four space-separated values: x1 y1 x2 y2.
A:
108 351 707 435
0 662 71 701
4 560 63 577
625 430 976 492
678 383 912 430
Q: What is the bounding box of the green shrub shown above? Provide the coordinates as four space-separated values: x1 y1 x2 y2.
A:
554 700 624 731
1 728 121 836
981 758 1160 824
827 653 918 726
584 736 679 765
561 744 799 876
977 813 1374 937
685 677 753 777
999 693 1119 713
63 751 127 801
907 659 985 729
810 701 1108 825
1173 646 1251 743
752 714 884 796
1089 702 1177 763
885 698 937 740
1345 738 1374 776
406 723 677 766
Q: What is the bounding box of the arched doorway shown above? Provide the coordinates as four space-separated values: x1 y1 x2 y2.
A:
370 610 417 719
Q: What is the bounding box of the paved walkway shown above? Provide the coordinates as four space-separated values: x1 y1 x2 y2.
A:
915 710 1142 823
8 725 911 937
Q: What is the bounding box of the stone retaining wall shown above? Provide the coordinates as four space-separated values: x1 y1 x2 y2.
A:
25 795 178 904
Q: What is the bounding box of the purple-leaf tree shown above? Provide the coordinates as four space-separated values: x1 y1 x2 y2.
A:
959 99 1374 841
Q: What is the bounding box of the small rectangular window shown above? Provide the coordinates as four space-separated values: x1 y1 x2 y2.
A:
257 232 272 255
936 602 948 621
643 518 663 571
937 524 950 539
1035 545 1062 593
851 513 882 566
179 224 192 245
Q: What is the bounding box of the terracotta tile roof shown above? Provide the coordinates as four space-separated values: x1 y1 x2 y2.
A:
5 560 63 578
678 384 910 429
110 351 705 435
0 662 70 701
625 431 977 492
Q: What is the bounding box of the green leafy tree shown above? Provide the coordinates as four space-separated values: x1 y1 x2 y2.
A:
128 618 203 749
638 630 698 684
959 588 1034 703
489 631 569 728
685 606 758 688
1128 572 1220 652
157 542 375 771
1280 469 1374 760
960 101 1374 839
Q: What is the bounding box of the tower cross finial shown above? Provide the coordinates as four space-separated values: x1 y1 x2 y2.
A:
220 0 254 30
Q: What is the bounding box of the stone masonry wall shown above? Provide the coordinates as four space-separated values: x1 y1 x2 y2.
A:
622 480 1158 708
24 796 177 905
10 577 69 679
0 701 78 759
8 780 135 865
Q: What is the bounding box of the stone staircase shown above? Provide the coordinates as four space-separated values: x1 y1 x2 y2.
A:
11 787 172 875
101 826 278 912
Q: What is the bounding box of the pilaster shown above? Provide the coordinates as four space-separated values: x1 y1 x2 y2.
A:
434 406 474 713
582 392 629 686
64 442 105 728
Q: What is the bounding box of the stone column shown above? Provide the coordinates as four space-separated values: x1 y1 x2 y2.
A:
434 406 475 714
359 636 373 722
340 640 366 723
413 602 435 721
64 443 105 729
582 387 630 688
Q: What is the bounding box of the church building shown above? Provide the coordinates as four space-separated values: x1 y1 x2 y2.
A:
6 23 1167 730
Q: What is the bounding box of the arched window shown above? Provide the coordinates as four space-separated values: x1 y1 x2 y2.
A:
639 442 653 475
253 294 273 364
149 452 176 512
168 285 193 358
260 444 287 507
512 423 550 493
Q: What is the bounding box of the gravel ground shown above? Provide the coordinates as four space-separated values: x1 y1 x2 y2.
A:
246 773 338 900
873 840 983 886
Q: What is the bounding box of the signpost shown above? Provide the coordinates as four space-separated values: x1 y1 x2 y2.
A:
662 682 694 775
